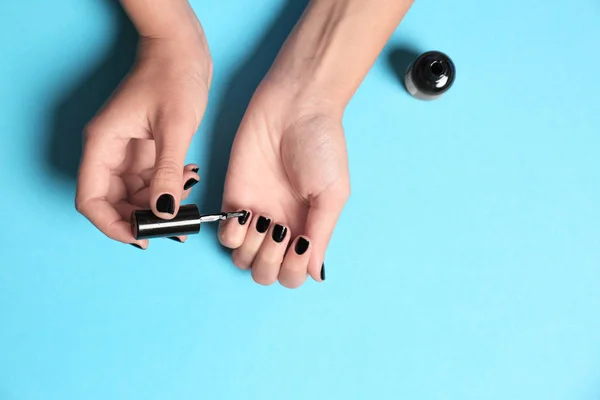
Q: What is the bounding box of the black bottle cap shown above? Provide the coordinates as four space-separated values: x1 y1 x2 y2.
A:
405 51 455 100
131 204 201 240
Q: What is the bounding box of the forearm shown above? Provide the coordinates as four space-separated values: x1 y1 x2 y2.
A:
269 0 413 110
119 0 203 40
119 0 212 82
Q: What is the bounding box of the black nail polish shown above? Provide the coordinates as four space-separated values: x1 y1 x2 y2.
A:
295 237 309 255
405 51 455 100
256 216 271 233
167 236 183 243
130 243 143 250
156 194 175 214
272 224 287 243
320 263 326 281
183 179 199 190
238 210 250 225
191 167 199 173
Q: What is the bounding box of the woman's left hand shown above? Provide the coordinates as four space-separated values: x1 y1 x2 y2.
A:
218 80 350 288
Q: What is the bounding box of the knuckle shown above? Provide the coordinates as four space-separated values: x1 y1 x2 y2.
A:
279 276 304 289
252 270 277 286
155 156 181 172
232 253 251 270
283 262 306 275
74 196 86 215
83 123 100 142
83 115 111 140
260 252 282 266
155 104 198 131
219 230 243 249
153 157 182 184
342 183 351 200
337 181 351 202
251 259 278 286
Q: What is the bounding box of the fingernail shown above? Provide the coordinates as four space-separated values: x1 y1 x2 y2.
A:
320 263 326 281
167 237 183 243
256 216 271 233
238 210 250 225
191 167 199 173
156 194 175 214
272 224 287 243
130 243 144 250
295 237 309 255
183 178 199 190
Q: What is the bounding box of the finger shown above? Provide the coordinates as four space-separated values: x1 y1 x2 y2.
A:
168 165 196 237
182 168 200 200
117 201 186 245
185 163 199 174
130 164 199 207
279 236 311 289
251 223 290 286
219 209 251 249
149 112 197 219
77 197 147 249
231 214 271 270
304 190 348 282
76 129 146 249
130 187 151 209
139 163 198 187
167 235 188 243
113 201 150 249
122 173 147 201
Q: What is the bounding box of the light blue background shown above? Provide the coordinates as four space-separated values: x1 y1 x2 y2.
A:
1 0 600 399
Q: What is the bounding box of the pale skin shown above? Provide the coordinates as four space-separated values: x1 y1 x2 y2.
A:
75 0 414 288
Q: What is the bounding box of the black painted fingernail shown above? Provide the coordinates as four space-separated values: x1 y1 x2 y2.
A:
272 224 287 243
130 243 144 250
238 210 250 225
183 178 199 190
256 216 271 233
156 194 175 214
167 237 183 243
295 237 309 255
191 167 199 173
320 263 326 281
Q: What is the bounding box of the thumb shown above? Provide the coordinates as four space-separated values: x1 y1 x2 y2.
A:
150 115 196 219
304 188 349 282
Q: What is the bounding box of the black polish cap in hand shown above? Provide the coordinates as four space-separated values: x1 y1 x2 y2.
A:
404 51 455 100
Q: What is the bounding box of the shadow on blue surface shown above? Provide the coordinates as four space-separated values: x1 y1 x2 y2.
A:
386 45 420 94
46 0 137 184
196 0 309 233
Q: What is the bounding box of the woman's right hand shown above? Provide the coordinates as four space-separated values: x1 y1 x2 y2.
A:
75 33 212 249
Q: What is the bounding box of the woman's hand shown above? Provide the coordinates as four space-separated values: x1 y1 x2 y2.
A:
218 82 350 287
75 34 212 249
218 0 412 287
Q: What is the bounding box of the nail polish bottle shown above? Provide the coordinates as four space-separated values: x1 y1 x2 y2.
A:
131 204 202 240
404 51 455 100
130 205 245 240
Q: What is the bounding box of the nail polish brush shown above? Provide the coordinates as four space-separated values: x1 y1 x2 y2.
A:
131 204 245 240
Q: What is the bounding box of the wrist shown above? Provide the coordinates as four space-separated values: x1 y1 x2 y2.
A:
121 0 212 84
266 0 413 110
136 31 213 89
258 78 345 122
122 0 202 40
265 1 349 110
